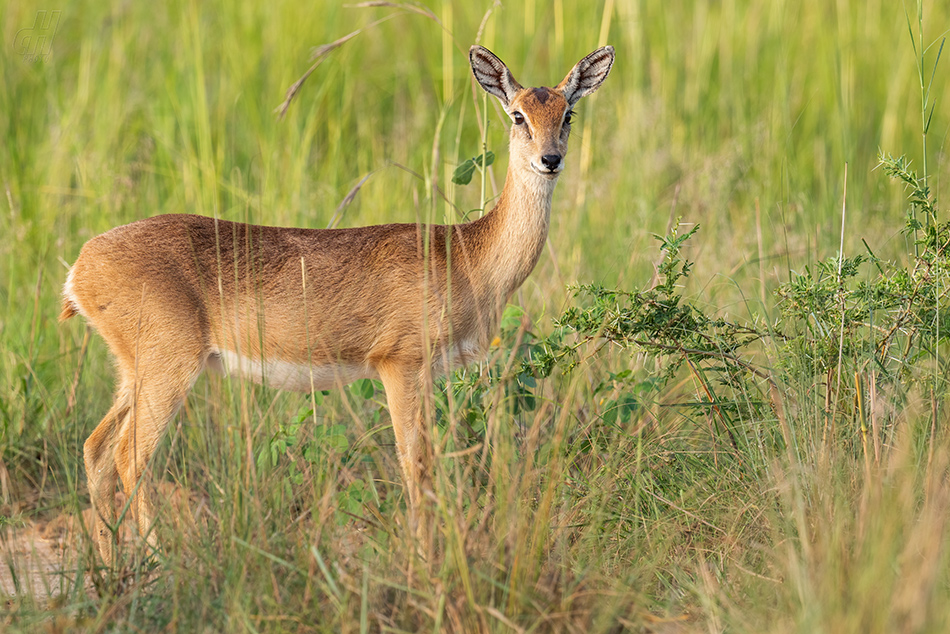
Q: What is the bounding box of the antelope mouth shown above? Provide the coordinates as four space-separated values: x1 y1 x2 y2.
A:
531 162 563 178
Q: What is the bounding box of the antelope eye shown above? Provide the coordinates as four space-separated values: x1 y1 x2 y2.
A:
512 111 525 125
564 110 574 125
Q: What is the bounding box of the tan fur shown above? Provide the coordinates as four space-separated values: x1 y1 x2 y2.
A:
61 45 614 562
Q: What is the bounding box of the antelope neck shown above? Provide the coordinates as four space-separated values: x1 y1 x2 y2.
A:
474 161 558 298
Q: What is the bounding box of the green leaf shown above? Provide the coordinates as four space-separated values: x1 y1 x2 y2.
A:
452 159 476 185
351 378 375 400
312 423 350 452
602 395 639 426
452 152 495 185
501 304 525 331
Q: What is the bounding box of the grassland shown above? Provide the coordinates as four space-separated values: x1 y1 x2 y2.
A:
3 0 950 631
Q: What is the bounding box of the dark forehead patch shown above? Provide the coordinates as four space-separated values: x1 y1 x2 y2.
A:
531 87 554 104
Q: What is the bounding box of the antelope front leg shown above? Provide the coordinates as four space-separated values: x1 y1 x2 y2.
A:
377 362 433 553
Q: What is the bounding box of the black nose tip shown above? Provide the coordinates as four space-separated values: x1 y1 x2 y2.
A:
541 154 562 170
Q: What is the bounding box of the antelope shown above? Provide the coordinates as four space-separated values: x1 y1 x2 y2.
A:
61 45 614 563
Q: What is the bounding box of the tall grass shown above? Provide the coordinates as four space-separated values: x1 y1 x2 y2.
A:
2 0 950 631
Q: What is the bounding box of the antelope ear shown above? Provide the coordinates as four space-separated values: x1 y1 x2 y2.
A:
556 46 615 107
469 45 523 107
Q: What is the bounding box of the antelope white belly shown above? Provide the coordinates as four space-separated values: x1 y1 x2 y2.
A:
435 338 486 373
208 350 373 392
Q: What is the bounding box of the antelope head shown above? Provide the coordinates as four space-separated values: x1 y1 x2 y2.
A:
469 45 615 181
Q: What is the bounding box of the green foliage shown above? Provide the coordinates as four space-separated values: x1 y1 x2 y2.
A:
507 224 776 461
776 151 950 400
879 153 939 227
434 303 541 448
349 378 377 401
451 151 495 185
537 224 764 381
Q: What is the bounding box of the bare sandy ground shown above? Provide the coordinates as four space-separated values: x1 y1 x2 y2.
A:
0 484 195 600
0 508 105 600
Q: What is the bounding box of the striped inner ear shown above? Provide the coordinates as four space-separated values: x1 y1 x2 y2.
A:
470 46 523 106
558 46 615 106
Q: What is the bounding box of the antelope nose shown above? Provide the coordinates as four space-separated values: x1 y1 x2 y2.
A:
540 154 562 170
